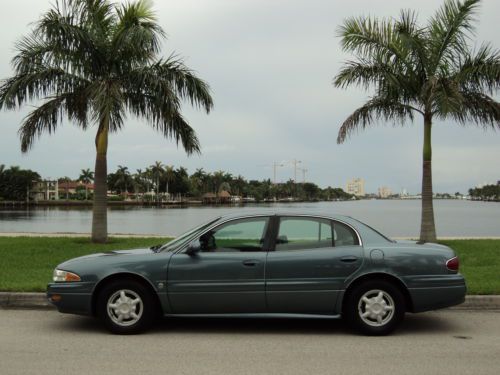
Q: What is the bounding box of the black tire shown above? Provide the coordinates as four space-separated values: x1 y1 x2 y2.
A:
343 280 405 336
97 280 156 334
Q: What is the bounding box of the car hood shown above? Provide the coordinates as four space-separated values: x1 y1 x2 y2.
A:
60 248 154 265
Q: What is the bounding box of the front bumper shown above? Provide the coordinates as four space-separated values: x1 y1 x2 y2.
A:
47 282 95 316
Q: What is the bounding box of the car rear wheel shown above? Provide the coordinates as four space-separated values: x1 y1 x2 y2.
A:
97 280 155 334
344 280 405 335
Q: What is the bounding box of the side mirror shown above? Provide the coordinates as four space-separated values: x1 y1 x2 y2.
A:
186 240 202 256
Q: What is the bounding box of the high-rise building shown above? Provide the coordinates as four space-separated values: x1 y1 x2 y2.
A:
378 186 392 198
346 178 365 197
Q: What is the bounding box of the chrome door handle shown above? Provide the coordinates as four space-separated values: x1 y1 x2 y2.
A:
242 260 260 267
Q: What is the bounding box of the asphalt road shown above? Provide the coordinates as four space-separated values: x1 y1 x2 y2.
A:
0 309 498 375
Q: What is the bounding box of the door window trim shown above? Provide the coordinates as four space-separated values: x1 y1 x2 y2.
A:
179 215 273 253
269 215 363 251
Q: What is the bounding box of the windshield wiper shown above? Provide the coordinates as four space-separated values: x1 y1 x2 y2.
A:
149 244 163 253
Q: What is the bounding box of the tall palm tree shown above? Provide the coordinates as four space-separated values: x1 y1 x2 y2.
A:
132 168 144 195
333 0 500 242
113 165 132 195
163 165 175 197
79 168 94 200
150 161 164 202
0 0 213 243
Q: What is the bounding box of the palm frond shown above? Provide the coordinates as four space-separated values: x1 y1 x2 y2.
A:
454 43 500 94
396 9 429 79
0 66 90 109
18 96 66 152
431 78 463 116
337 97 415 144
451 91 500 127
126 56 213 113
338 15 415 71
112 0 165 63
158 56 213 112
428 0 481 73
18 88 91 152
333 60 394 90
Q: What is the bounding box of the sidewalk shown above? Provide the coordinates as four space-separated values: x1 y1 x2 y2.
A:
1 292 499 310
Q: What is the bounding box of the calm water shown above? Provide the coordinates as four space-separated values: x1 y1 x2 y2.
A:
0 200 499 237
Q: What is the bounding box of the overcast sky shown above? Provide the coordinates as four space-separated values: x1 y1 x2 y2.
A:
0 0 499 194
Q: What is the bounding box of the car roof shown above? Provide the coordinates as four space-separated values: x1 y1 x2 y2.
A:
217 211 353 222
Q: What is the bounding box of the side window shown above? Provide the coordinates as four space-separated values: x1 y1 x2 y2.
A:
199 218 269 252
275 217 333 251
333 221 359 246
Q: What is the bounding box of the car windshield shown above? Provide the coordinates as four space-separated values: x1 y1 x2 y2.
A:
159 217 221 252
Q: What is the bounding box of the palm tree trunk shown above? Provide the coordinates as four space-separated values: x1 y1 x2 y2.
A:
91 120 109 243
419 114 437 243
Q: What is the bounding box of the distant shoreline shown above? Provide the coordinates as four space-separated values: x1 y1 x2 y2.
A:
1 197 498 208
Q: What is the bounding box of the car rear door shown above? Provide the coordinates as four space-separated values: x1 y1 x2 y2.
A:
167 216 271 314
265 216 363 314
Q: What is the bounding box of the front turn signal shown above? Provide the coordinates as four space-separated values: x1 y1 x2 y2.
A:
53 269 81 282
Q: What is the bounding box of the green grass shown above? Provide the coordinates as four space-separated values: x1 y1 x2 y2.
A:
439 240 500 295
0 237 171 292
0 237 498 294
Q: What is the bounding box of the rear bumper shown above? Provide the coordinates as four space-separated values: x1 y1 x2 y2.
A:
47 282 94 316
407 274 467 313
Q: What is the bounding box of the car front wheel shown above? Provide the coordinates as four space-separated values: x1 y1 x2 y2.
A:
344 280 405 335
97 280 155 334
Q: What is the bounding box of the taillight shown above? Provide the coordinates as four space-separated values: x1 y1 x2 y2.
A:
446 256 459 272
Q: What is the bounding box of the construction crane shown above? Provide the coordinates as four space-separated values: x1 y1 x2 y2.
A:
290 159 302 182
298 167 308 183
258 162 285 184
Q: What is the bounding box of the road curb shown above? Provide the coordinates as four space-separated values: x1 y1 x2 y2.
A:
0 292 54 310
1 292 500 311
451 295 500 310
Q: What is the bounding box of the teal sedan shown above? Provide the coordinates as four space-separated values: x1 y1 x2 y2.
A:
47 213 466 335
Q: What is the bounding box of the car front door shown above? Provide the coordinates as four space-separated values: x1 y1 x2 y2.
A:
167 216 271 314
265 216 363 314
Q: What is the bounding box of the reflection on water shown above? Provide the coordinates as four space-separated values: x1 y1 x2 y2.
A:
0 200 499 237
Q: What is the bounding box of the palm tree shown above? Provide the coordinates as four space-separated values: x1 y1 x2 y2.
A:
163 165 175 198
333 0 500 242
58 176 72 200
150 161 164 203
113 165 132 196
79 168 94 200
0 0 213 242
131 169 144 200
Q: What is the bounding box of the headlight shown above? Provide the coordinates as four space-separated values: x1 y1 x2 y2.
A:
53 269 81 282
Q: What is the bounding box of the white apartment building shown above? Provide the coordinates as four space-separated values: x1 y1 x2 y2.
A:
346 178 365 197
378 186 392 198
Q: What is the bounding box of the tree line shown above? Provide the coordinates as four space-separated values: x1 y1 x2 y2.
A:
468 185 500 201
0 163 354 202
0 165 40 201
107 163 354 201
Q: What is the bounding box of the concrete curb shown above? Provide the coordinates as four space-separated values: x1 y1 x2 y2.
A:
1 292 500 311
0 292 53 310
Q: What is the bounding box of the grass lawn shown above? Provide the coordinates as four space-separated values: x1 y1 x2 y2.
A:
439 240 500 295
0 237 498 294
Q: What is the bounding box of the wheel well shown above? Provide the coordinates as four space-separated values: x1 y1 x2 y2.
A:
91 273 162 316
342 273 414 313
